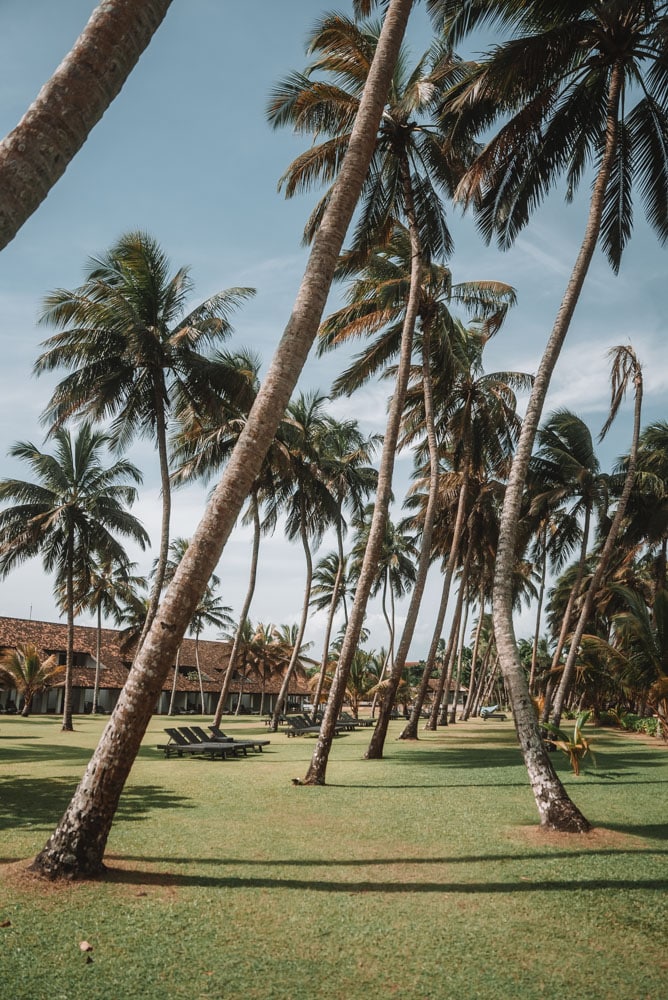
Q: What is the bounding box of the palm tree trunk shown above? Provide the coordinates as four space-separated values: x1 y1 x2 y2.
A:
399 470 470 739
300 168 422 783
462 592 485 720
428 544 472 730
311 553 344 724
551 353 643 728
540 507 591 722
29 0 414 878
194 634 205 715
529 528 547 695
448 598 469 724
270 518 313 731
472 640 494 716
0 0 173 252
62 532 75 732
137 389 171 650
167 644 181 715
93 603 102 715
367 310 437 759
213 494 261 725
492 64 624 833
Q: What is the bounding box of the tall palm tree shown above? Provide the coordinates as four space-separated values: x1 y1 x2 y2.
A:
72 555 146 714
0 643 64 716
30 0 414 877
169 348 292 725
531 410 608 716
442 0 668 832
268 392 339 730
269 14 469 784
551 346 644 727
0 0 173 251
188 587 234 715
398 323 530 740
34 231 254 646
0 423 148 729
615 421 668 599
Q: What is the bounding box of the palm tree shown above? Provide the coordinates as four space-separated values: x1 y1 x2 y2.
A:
399 322 530 740
442 0 668 832
0 0 173 251
268 392 339 731
30 0 414 877
530 410 608 718
35 231 254 646
361 289 521 755
309 550 352 722
615 421 668 599
269 14 468 784
0 423 148 729
188 586 234 715
551 346 644 727
157 536 230 715
170 348 290 724
0 643 64 716
72 555 146 714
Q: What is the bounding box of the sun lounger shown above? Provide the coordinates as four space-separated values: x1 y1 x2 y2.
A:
340 711 375 728
157 727 240 760
480 705 508 721
207 725 270 753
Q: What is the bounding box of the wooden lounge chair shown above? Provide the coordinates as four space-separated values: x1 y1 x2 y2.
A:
207 725 270 753
340 711 375 728
177 725 253 756
282 716 322 738
157 727 241 760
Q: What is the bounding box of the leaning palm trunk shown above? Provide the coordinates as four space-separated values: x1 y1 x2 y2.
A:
492 66 624 833
270 521 313 731
428 544 472 729
92 603 102 715
540 508 591 722
399 471 470 739
310 553 344 724
551 349 643 728
0 0 173 252
299 173 423 784
213 494 261 726
462 591 485 720
447 598 470 724
367 314 438 759
30 0 413 879
167 644 181 715
136 392 171 650
472 640 494 716
529 532 547 695
194 635 206 715
62 535 75 732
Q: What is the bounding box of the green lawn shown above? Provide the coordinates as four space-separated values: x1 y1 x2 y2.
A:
1 714 666 1000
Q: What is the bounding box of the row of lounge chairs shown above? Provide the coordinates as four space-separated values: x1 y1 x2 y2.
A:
281 712 376 737
158 725 270 760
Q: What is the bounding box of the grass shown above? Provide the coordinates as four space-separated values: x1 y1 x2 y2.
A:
1 713 667 1000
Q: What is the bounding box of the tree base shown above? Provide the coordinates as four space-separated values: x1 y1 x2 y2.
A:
397 726 418 740
29 849 107 881
292 776 325 786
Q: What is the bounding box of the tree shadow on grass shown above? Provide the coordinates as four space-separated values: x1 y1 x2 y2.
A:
0 775 193 832
114 847 668 869
99 865 668 896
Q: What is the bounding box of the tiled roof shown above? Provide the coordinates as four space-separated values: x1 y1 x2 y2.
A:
0 616 310 695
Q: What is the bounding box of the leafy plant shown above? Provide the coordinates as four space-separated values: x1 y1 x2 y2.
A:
543 711 596 776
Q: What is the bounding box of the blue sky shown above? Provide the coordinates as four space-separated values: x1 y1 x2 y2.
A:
0 1 665 658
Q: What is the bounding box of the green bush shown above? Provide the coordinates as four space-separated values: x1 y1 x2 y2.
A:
618 713 660 736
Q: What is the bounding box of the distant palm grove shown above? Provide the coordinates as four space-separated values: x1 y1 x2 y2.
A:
0 0 666 878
